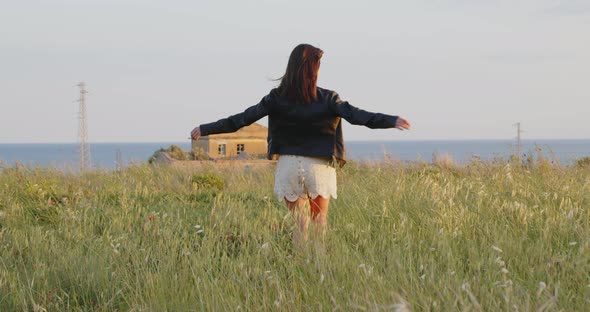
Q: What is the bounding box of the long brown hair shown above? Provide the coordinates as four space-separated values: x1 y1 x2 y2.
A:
278 44 323 104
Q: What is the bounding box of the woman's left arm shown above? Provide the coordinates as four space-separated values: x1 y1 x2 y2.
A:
330 91 410 130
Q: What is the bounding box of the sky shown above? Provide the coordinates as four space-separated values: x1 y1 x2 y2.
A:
1 0 589 143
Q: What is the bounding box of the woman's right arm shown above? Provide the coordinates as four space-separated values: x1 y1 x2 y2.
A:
192 93 273 140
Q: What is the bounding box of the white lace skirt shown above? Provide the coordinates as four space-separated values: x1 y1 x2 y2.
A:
274 155 337 201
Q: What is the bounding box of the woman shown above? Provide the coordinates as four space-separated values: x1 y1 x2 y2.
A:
191 44 410 245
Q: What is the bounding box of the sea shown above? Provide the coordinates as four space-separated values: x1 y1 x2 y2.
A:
0 140 589 170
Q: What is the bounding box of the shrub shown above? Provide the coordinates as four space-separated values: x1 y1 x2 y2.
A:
165 145 189 161
575 156 590 168
148 145 188 163
191 173 225 191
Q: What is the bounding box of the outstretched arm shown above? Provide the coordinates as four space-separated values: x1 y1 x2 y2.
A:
191 93 272 140
395 117 411 130
190 126 202 141
330 91 410 130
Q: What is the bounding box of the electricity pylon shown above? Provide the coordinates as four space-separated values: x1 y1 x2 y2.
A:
77 82 91 171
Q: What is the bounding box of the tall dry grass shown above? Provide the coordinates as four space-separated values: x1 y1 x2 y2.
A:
0 160 589 310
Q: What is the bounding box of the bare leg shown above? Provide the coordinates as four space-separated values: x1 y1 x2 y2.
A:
309 195 330 240
286 197 310 247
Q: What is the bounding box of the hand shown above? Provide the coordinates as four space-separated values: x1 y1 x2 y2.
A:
190 126 201 140
395 117 411 130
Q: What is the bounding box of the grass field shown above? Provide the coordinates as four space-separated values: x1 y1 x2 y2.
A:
1 160 589 311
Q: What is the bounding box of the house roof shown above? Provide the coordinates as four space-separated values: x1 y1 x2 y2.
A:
201 123 267 140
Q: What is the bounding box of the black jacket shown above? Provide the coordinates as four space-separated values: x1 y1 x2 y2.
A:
199 87 398 167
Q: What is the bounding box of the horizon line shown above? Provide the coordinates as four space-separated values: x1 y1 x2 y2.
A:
1 138 590 144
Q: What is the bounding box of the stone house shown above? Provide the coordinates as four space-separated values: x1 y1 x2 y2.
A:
191 123 268 159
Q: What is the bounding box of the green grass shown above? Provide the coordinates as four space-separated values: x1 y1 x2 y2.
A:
1 161 589 311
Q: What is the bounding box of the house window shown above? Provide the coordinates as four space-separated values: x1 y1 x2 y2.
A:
236 144 245 154
218 144 226 156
